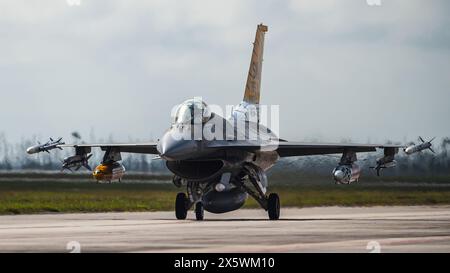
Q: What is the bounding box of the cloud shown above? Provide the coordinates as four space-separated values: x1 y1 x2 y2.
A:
0 0 449 143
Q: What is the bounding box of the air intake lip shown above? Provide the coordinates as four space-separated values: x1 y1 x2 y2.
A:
166 160 224 180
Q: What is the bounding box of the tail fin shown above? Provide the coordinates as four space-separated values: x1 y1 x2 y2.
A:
243 24 268 104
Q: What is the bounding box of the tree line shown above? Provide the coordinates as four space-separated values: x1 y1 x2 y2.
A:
0 134 449 176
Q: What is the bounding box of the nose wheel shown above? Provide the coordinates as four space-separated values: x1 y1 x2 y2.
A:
267 193 280 220
195 202 204 221
175 192 188 220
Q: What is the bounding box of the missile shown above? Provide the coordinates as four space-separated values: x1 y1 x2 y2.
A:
370 155 396 176
61 153 93 172
404 137 435 155
27 137 65 154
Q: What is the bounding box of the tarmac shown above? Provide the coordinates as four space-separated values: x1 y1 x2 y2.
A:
0 206 449 252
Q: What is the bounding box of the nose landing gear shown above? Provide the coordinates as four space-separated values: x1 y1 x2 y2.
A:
175 180 206 220
195 202 204 221
175 193 204 221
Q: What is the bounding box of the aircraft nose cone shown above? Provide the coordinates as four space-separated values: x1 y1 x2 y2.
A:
158 131 199 161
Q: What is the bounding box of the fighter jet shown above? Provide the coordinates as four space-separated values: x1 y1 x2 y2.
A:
27 24 406 220
404 137 435 155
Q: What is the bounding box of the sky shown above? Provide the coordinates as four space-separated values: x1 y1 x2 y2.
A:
0 0 449 144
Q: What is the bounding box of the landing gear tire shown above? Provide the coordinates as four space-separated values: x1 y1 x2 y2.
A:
195 202 204 221
175 192 188 220
172 176 182 188
267 193 280 220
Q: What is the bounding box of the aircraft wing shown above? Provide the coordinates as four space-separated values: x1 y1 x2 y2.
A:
58 143 158 154
274 142 404 157
208 141 404 157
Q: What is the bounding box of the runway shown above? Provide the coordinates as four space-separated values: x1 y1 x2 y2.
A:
0 206 449 252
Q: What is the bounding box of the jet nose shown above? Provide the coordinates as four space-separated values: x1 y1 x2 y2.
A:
157 131 199 161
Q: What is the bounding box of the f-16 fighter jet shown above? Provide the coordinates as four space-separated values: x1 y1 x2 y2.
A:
28 24 407 220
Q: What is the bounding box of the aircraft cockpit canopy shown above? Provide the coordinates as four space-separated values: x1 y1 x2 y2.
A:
173 99 211 125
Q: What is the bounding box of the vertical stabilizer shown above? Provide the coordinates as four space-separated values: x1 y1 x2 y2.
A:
243 24 268 104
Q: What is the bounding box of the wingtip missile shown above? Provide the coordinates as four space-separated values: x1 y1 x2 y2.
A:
404 136 435 155
26 137 65 154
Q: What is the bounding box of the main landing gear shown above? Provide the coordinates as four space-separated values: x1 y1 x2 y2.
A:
195 202 204 221
267 193 280 220
175 191 280 220
175 166 282 220
241 164 281 220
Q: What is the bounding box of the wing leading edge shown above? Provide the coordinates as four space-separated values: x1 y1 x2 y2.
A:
207 141 403 157
275 142 403 157
58 143 158 154
57 141 403 157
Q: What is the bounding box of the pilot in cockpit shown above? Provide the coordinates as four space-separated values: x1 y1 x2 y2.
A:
172 98 212 125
